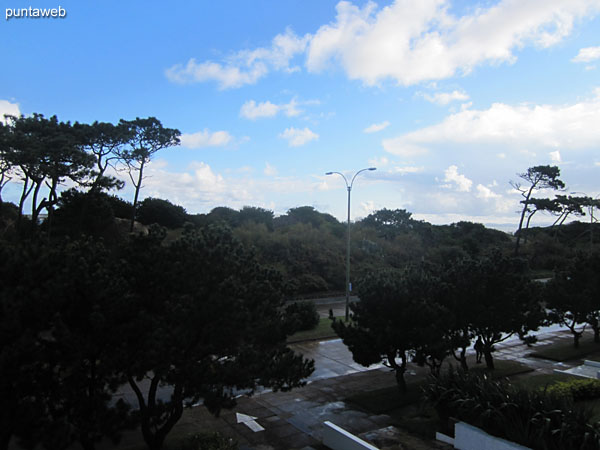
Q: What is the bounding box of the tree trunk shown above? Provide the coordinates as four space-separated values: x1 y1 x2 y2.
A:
129 159 145 232
514 185 535 255
574 332 581 348
483 348 494 370
458 346 468 372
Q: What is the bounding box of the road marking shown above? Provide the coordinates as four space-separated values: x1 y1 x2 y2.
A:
236 412 265 432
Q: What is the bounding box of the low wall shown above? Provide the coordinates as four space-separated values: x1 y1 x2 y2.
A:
322 421 379 450
454 422 531 450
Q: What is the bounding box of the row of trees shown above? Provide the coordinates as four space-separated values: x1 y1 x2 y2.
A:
0 114 180 232
512 165 600 255
333 251 600 393
0 225 313 450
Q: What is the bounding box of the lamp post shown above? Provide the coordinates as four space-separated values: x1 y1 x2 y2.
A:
325 167 376 321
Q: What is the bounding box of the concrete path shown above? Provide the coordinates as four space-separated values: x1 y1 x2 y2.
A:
113 303 588 450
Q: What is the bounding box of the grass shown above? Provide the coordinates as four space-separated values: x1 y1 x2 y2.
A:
345 359 533 415
287 316 340 343
529 334 600 361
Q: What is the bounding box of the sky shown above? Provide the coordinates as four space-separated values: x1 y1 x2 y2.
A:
2 0 600 231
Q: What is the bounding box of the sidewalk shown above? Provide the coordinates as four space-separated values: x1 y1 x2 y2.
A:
114 321 586 450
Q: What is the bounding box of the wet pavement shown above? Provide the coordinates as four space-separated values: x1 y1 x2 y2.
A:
112 303 590 450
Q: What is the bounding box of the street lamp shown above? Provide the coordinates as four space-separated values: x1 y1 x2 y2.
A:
325 167 376 321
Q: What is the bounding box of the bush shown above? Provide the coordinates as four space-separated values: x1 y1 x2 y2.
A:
176 432 237 450
285 301 320 333
136 197 187 228
546 378 600 401
424 367 600 450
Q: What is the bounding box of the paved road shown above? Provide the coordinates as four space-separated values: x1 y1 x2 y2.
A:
111 301 585 450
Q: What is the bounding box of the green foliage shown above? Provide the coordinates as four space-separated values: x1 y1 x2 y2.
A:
546 379 600 401
284 301 320 333
424 367 600 450
545 253 600 347
0 238 136 450
136 197 187 228
116 224 313 449
440 252 544 370
333 264 448 392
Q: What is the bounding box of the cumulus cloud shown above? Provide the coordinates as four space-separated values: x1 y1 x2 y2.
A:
240 100 280 119
306 0 598 86
476 184 500 199
383 89 600 156
364 120 390 133
572 46 600 63
279 127 319 147
0 100 20 123
443 165 472 192
180 129 233 148
166 28 310 89
240 98 311 120
420 90 470 105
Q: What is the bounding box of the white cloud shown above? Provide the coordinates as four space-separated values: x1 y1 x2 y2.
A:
166 28 310 89
306 0 598 86
443 165 472 192
572 46 600 63
368 156 389 167
476 184 500 199
279 127 319 147
240 100 280 119
360 200 376 216
240 97 310 120
421 90 470 105
364 120 390 133
549 150 561 162
0 100 20 123
264 162 278 176
384 89 600 155
392 166 423 174
180 129 233 148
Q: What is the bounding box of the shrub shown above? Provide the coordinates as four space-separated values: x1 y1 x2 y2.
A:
546 378 600 401
423 367 600 450
285 301 320 333
136 197 187 228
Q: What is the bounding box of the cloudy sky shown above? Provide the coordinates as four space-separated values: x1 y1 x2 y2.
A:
2 0 600 231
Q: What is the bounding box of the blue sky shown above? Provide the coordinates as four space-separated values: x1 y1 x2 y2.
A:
2 0 600 231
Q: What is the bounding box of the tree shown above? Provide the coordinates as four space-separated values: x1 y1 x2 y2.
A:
0 114 95 230
550 195 589 228
545 253 600 347
118 117 180 232
117 225 313 450
75 121 128 193
238 206 274 230
511 165 565 255
361 208 414 240
332 265 446 393
0 239 135 450
136 197 187 228
445 253 544 369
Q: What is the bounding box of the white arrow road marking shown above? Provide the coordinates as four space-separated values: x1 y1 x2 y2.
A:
236 412 265 432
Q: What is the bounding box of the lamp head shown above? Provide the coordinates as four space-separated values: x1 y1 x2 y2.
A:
325 172 333 175
368 167 376 171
